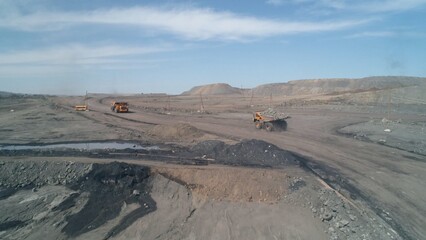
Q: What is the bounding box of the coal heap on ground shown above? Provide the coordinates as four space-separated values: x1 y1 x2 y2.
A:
62 162 156 239
191 139 299 167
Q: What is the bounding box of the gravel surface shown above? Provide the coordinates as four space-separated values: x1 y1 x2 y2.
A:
339 118 426 156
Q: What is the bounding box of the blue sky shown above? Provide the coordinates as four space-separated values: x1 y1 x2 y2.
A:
0 0 425 95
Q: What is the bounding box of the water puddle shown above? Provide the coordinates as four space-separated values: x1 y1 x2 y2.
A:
0 142 160 151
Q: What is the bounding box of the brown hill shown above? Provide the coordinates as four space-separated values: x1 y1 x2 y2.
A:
252 76 426 96
182 83 242 96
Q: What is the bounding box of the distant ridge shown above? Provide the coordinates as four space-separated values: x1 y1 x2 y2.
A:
252 76 426 96
180 76 426 105
182 83 242 95
0 91 18 98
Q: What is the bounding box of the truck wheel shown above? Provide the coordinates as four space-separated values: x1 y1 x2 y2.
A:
255 121 263 129
265 122 273 131
115 108 119 113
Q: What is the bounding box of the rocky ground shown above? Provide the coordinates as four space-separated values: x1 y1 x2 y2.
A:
0 160 156 240
0 93 425 240
0 158 400 240
339 118 426 156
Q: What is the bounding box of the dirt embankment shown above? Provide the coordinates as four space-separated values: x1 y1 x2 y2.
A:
146 123 210 144
153 167 291 203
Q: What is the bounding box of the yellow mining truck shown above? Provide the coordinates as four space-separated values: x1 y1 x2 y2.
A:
74 105 88 111
111 101 129 113
253 108 289 131
74 91 89 111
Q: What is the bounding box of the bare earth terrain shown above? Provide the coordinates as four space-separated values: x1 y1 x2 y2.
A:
0 78 425 240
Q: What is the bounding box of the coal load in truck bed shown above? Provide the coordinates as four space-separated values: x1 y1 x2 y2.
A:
260 108 289 120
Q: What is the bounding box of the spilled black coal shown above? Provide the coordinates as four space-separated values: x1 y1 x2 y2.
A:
61 162 156 239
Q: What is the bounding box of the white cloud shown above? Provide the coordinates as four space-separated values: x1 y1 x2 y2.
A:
355 0 426 12
282 0 426 12
0 44 168 65
346 30 426 39
0 6 371 41
346 31 396 38
266 0 285 6
320 0 347 9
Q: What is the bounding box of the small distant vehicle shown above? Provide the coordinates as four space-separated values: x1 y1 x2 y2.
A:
253 109 290 131
74 105 88 111
111 102 129 113
75 91 89 111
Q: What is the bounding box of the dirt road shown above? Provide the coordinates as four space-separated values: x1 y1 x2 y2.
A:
81 96 426 240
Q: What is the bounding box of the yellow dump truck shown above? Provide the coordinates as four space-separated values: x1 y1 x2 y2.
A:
253 108 289 131
74 105 88 111
74 91 89 111
111 102 129 113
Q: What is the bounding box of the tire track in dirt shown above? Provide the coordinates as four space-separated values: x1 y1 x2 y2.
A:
54 102 151 139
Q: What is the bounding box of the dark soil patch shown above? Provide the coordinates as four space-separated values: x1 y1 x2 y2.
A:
402 154 426 163
0 220 26 231
52 193 80 212
0 188 19 200
289 179 306 192
0 129 13 132
190 139 298 167
0 144 209 166
62 162 156 238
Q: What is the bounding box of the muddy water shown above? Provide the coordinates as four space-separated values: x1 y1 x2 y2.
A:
0 142 160 151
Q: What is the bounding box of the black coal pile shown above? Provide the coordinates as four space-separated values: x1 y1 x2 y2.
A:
190 139 299 167
62 162 156 239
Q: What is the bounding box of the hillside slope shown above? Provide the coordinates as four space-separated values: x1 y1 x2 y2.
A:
252 76 426 96
181 83 242 96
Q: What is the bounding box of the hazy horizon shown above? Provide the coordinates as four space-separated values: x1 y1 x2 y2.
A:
2 75 425 96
